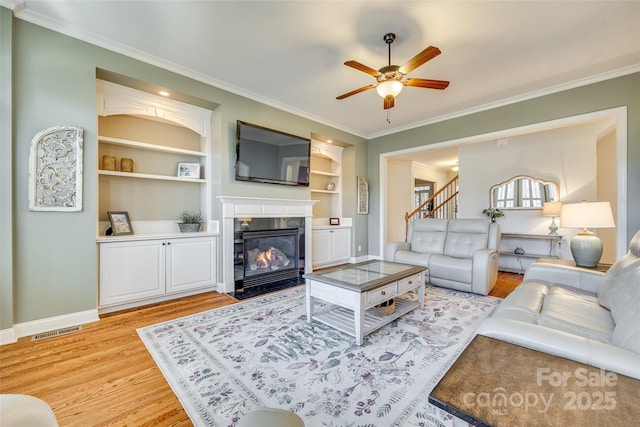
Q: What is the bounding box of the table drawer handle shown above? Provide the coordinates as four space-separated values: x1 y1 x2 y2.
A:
381 291 386 296
408 280 413 284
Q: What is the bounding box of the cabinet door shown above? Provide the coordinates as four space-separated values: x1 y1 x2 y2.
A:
312 230 332 267
166 237 216 293
331 228 351 262
99 240 165 306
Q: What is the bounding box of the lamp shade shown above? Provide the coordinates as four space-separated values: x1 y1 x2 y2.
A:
560 201 615 267
376 80 403 98
542 201 562 217
560 201 615 229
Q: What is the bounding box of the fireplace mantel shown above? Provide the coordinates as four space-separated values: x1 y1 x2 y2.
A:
217 196 317 293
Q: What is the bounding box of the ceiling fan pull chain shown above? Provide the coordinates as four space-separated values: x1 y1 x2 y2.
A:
387 109 391 124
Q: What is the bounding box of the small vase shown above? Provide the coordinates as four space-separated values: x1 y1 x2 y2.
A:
120 157 133 172
102 155 116 171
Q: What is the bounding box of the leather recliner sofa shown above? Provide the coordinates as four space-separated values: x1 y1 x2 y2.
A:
386 218 501 295
477 230 640 379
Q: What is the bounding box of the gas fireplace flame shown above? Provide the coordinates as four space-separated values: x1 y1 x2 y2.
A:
248 247 290 271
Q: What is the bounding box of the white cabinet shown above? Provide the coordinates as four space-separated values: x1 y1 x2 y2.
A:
99 236 216 311
312 227 351 268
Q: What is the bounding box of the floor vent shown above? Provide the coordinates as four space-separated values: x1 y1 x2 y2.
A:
31 326 82 342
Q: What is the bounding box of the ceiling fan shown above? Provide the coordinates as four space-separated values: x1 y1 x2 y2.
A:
337 33 449 110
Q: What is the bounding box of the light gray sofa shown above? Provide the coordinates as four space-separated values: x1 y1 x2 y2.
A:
386 218 501 295
477 230 640 379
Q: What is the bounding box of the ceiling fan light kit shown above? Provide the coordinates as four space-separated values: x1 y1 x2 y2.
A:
337 32 450 121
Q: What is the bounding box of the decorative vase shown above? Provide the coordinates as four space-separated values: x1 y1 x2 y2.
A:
102 155 116 171
120 157 133 172
178 223 201 233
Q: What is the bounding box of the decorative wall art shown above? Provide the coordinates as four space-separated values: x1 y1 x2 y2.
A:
28 126 83 211
357 176 369 214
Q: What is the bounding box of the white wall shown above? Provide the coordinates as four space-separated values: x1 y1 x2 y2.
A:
458 120 613 259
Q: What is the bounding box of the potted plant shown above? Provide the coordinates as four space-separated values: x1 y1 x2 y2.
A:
178 209 203 232
482 207 504 223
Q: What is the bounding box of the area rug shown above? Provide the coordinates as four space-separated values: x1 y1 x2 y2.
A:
137 286 500 427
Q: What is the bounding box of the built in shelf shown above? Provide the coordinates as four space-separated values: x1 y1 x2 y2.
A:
310 189 338 194
98 135 207 157
310 169 339 177
98 169 206 183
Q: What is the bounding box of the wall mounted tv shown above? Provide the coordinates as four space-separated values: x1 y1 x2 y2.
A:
235 120 311 187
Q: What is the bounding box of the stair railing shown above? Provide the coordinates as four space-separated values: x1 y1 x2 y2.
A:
404 175 459 241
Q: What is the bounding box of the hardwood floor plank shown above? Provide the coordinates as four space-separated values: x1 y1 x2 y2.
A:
0 276 520 426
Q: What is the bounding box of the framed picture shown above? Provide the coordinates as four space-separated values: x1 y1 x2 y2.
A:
357 176 369 214
177 162 201 179
107 211 134 235
329 217 340 226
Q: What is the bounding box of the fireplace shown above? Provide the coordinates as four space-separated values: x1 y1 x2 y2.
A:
218 196 317 294
235 228 302 290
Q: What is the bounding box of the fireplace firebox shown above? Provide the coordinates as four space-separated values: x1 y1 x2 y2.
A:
234 225 304 292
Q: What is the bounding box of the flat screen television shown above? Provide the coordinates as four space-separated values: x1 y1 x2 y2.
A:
235 120 311 187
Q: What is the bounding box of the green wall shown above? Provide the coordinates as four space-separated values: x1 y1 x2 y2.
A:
367 72 640 255
2 11 365 329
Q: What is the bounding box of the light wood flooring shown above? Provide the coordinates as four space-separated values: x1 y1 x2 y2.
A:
0 272 522 426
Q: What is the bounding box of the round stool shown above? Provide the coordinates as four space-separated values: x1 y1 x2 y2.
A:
237 408 304 427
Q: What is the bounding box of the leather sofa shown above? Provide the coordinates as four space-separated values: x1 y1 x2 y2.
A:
386 218 501 295
477 230 640 379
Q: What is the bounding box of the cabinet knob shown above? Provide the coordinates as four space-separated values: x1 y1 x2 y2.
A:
408 280 413 284
381 291 386 296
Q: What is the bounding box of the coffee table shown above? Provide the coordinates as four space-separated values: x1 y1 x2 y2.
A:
304 260 426 345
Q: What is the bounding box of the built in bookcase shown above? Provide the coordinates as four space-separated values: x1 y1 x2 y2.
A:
96 80 218 312
310 141 343 219
309 140 351 268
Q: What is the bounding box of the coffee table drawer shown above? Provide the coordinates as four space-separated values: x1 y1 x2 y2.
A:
398 273 422 293
366 283 398 306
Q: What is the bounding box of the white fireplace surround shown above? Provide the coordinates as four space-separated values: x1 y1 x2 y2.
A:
218 196 317 293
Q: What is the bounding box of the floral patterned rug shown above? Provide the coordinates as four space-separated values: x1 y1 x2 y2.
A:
137 285 500 427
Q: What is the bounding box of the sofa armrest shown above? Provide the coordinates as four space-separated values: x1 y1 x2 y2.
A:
385 241 410 261
523 263 604 293
477 318 640 380
470 249 499 295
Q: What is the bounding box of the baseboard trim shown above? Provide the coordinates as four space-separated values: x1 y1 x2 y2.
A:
0 328 17 345
2 309 100 345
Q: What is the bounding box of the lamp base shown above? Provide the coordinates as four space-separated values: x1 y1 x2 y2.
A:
548 216 559 235
570 232 603 267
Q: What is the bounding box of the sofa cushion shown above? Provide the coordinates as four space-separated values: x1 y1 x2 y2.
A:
429 254 472 283
492 281 548 324
539 287 614 342
408 218 448 254
443 219 490 259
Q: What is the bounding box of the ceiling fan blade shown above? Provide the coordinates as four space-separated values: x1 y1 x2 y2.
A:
405 78 450 90
383 96 394 110
399 46 441 75
344 60 382 77
336 84 376 100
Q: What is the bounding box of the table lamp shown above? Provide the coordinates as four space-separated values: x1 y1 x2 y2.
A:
560 201 615 267
542 201 562 235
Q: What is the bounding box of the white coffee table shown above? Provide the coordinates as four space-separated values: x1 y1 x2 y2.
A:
304 260 426 345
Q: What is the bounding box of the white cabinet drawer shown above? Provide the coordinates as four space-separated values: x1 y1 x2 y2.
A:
366 283 398 306
398 273 422 293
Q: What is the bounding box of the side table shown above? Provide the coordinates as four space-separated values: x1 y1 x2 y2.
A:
536 257 612 273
